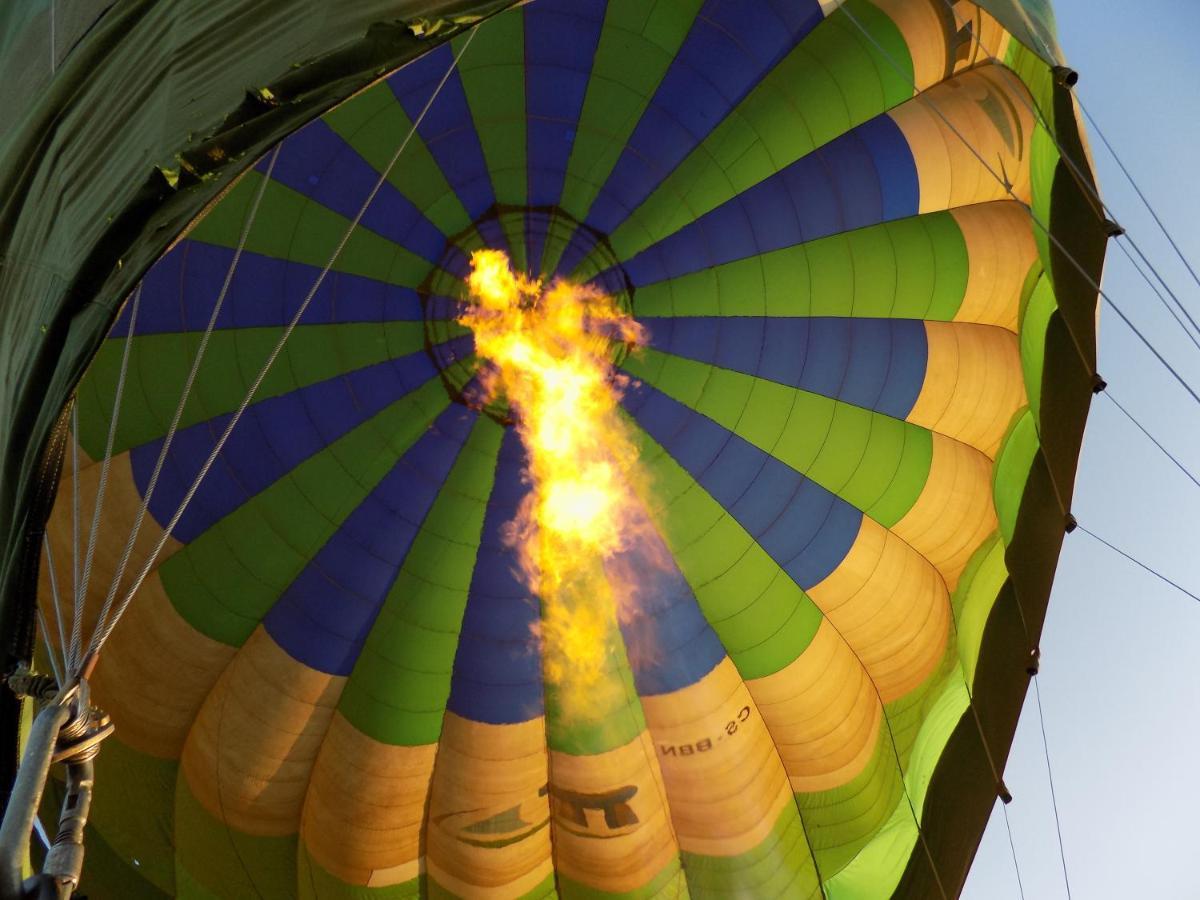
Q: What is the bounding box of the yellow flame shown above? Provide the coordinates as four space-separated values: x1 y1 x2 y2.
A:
461 249 647 714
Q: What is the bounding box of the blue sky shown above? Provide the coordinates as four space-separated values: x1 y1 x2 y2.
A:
963 2 1200 898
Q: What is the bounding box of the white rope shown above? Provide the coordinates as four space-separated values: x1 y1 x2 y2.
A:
70 401 80 652
86 143 282 659
39 535 68 685
79 24 480 668
69 283 141 673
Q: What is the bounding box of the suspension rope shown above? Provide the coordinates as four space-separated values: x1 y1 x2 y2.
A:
1031 677 1072 899
1113 239 1200 354
77 23 481 673
1077 98 1200 297
1075 524 1200 605
70 402 80 657
1102 392 1200 491
87 143 282 660
69 283 141 672
40 536 68 686
1118 235 1200 346
1000 800 1026 900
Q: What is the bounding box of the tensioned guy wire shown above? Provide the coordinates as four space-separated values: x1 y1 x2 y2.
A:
1074 524 1200 605
40 535 68 685
1032 677 1072 899
1000 800 1026 900
77 23 482 674
70 402 80 647
87 142 282 663
1102 392 1200 492
1017 12 1200 300
69 282 141 672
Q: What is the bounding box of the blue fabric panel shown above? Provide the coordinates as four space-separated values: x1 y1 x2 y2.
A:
129 339 468 543
388 44 497 220
254 119 447 262
617 115 919 286
447 429 544 724
580 0 824 240
262 406 477 674
472 218 508 256
109 242 431 337
523 0 606 273
622 381 859 589
610 510 724 696
641 317 928 418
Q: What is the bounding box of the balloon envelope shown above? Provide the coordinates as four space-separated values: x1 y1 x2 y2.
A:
36 0 1103 897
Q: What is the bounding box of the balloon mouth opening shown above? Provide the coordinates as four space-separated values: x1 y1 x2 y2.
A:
420 205 635 424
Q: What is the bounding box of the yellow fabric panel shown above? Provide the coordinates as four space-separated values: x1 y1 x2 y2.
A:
891 434 998 591
909 321 1026 458
180 627 344 836
746 621 882 793
301 712 437 887
425 714 553 897
889 64 1035 214
871 0 951 91
38 451 183 662
948 2 1015 74
950 201 1036 330
548 732 678 894
90 571 233 759
640 657 793 858
807 517 950 702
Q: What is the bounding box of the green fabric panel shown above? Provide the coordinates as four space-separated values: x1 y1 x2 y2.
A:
75 321 446 458
954 534 1009 686
633 213 969 319
882 641 957 770
623 348 932 526
500 213 530 274
993 408 1040 546
514 871 560 900
825 674 970 899
985 0 1063 65
680 802 820 899
600 0 914 269
86 739 178 895
823 791 914 900
325 82 472 238
160 376 450 648
338 414 503 746
902 676 970 816
72 820 172 900
188 173 436 289
1020 274 1058 423
544 619 648 756
1030 124 1063 282
544 0 704 273
625 413 823 679
298 846 421 899
455 11 526 206
174 775 296 899
557 858 685 899
795 732 902 878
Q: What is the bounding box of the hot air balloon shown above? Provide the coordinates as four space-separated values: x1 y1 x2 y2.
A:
0 0 1108 897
